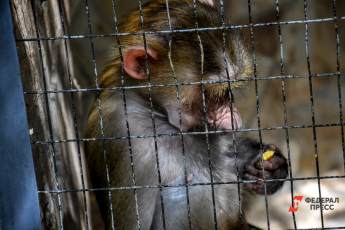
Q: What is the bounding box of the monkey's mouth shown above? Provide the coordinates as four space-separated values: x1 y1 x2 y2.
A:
206 103 242 130
179 87 242 131
205 90 242 130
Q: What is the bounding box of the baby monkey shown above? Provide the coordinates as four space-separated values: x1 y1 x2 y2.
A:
85 0 288 229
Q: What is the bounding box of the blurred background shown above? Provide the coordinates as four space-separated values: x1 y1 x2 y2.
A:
11 0 345 229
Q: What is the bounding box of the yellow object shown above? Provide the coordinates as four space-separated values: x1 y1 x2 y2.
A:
262 150 275 161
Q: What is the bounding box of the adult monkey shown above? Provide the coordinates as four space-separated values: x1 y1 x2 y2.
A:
85 0 288 229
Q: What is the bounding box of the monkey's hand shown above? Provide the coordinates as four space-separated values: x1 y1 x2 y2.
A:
242 145 288 195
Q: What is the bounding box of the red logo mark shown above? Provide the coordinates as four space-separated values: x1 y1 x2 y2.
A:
288 195 304 213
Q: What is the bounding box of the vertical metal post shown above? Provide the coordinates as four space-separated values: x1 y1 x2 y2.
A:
0 0 41 229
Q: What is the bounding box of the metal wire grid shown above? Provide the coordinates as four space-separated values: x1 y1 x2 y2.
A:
14 0 345 229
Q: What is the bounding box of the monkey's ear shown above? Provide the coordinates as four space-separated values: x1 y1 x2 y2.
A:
198 0 215 7
123 47 158 80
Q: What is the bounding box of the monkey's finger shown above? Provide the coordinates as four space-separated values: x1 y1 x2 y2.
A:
243 183 264 193
268 156 286 170
242 173 262 182
242 178 266 194
245 165 260 176
256 156 285 171
245 165 271 178
255 160 273 170
259 169 271 179
263 144 278 152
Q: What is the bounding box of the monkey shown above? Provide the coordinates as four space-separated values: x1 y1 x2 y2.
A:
85 0 288 229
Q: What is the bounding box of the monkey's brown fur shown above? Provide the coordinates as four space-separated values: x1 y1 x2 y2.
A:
99 0 251 104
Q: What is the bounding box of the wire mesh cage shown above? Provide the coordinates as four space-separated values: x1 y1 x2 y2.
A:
10 0 345 229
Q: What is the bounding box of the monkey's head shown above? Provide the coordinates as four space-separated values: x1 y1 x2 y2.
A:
102 0 252 131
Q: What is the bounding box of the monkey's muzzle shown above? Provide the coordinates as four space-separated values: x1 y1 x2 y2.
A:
207 104 242 130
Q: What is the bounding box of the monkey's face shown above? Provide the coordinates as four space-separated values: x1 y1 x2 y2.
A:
115 0 252 131
176 79 244 132
171 35 251 131
120 34 251 131
119 13 252 131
